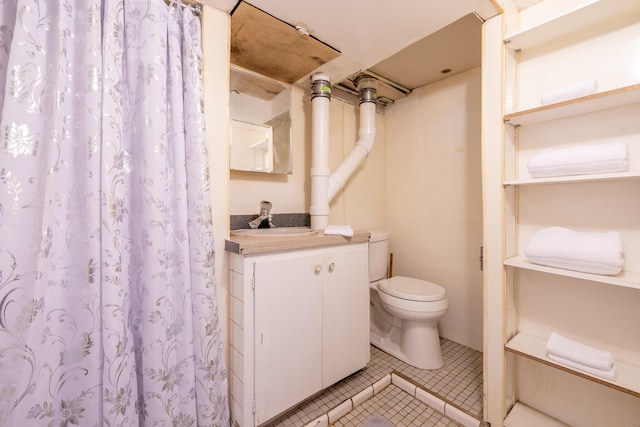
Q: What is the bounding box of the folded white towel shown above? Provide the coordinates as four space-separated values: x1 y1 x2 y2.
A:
324 225 354 237
527 140 628 178
548 353 618 381
546 332 614 370
541 79 598 105
524 227 624 275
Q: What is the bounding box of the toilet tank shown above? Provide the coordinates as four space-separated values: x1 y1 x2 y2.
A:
369 231 389 282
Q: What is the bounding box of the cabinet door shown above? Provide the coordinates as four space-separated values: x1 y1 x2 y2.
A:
322 243 370 387
253 253 323 425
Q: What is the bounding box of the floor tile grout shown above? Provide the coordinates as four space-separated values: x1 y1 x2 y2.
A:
265 338 482 427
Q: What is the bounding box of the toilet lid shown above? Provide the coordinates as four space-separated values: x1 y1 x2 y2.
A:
377 276 446 302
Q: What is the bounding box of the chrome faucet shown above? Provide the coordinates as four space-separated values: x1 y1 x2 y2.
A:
248 201 275 229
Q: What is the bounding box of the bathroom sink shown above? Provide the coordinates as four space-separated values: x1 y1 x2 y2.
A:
231 227 318 238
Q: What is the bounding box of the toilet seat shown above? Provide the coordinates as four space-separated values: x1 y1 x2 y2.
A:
377 276 446 302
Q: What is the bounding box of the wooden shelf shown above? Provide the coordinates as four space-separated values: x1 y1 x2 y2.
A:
503 171 640 186
504 402 568 427
504 256 640 290
504 0 640 50
505 332 640 398
504 84 640 126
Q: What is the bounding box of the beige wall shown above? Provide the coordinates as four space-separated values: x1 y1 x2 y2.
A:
481 15 506 426
384 67 484 351
202 5 231 349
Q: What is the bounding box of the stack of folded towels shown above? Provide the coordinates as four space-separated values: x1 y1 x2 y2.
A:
546 332 617 380
524 226 624 275
527 140 628 178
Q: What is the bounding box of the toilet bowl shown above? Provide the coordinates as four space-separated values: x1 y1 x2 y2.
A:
369 231 449 369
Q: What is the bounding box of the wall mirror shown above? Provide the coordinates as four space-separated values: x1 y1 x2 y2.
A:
230 66 292 174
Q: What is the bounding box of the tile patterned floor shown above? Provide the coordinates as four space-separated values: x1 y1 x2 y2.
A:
265 338 483 426
332 384 463 427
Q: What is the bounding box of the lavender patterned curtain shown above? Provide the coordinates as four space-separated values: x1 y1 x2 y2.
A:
0 0 230 425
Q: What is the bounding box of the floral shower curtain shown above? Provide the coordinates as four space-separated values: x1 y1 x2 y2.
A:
0 0 230 425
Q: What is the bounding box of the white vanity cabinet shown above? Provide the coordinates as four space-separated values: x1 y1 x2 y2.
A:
228 241 369 427
253 252 323 425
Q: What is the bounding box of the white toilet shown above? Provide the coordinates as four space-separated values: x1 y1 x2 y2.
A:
369 231 448 369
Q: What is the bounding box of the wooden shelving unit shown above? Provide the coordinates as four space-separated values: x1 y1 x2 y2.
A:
499 0 640 424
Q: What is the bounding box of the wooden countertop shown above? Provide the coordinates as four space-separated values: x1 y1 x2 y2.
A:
225 230 370 255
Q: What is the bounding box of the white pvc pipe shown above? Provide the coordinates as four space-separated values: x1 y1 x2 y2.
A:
310 73 377 230
328 101 376 200
310 73 331 230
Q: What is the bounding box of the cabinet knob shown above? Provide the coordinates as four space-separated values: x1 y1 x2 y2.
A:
328 262 335 272
315 264 322 274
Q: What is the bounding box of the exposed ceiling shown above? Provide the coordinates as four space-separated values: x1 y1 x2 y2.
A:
203 0 501 100
230 2 340 85
336 13 484 103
